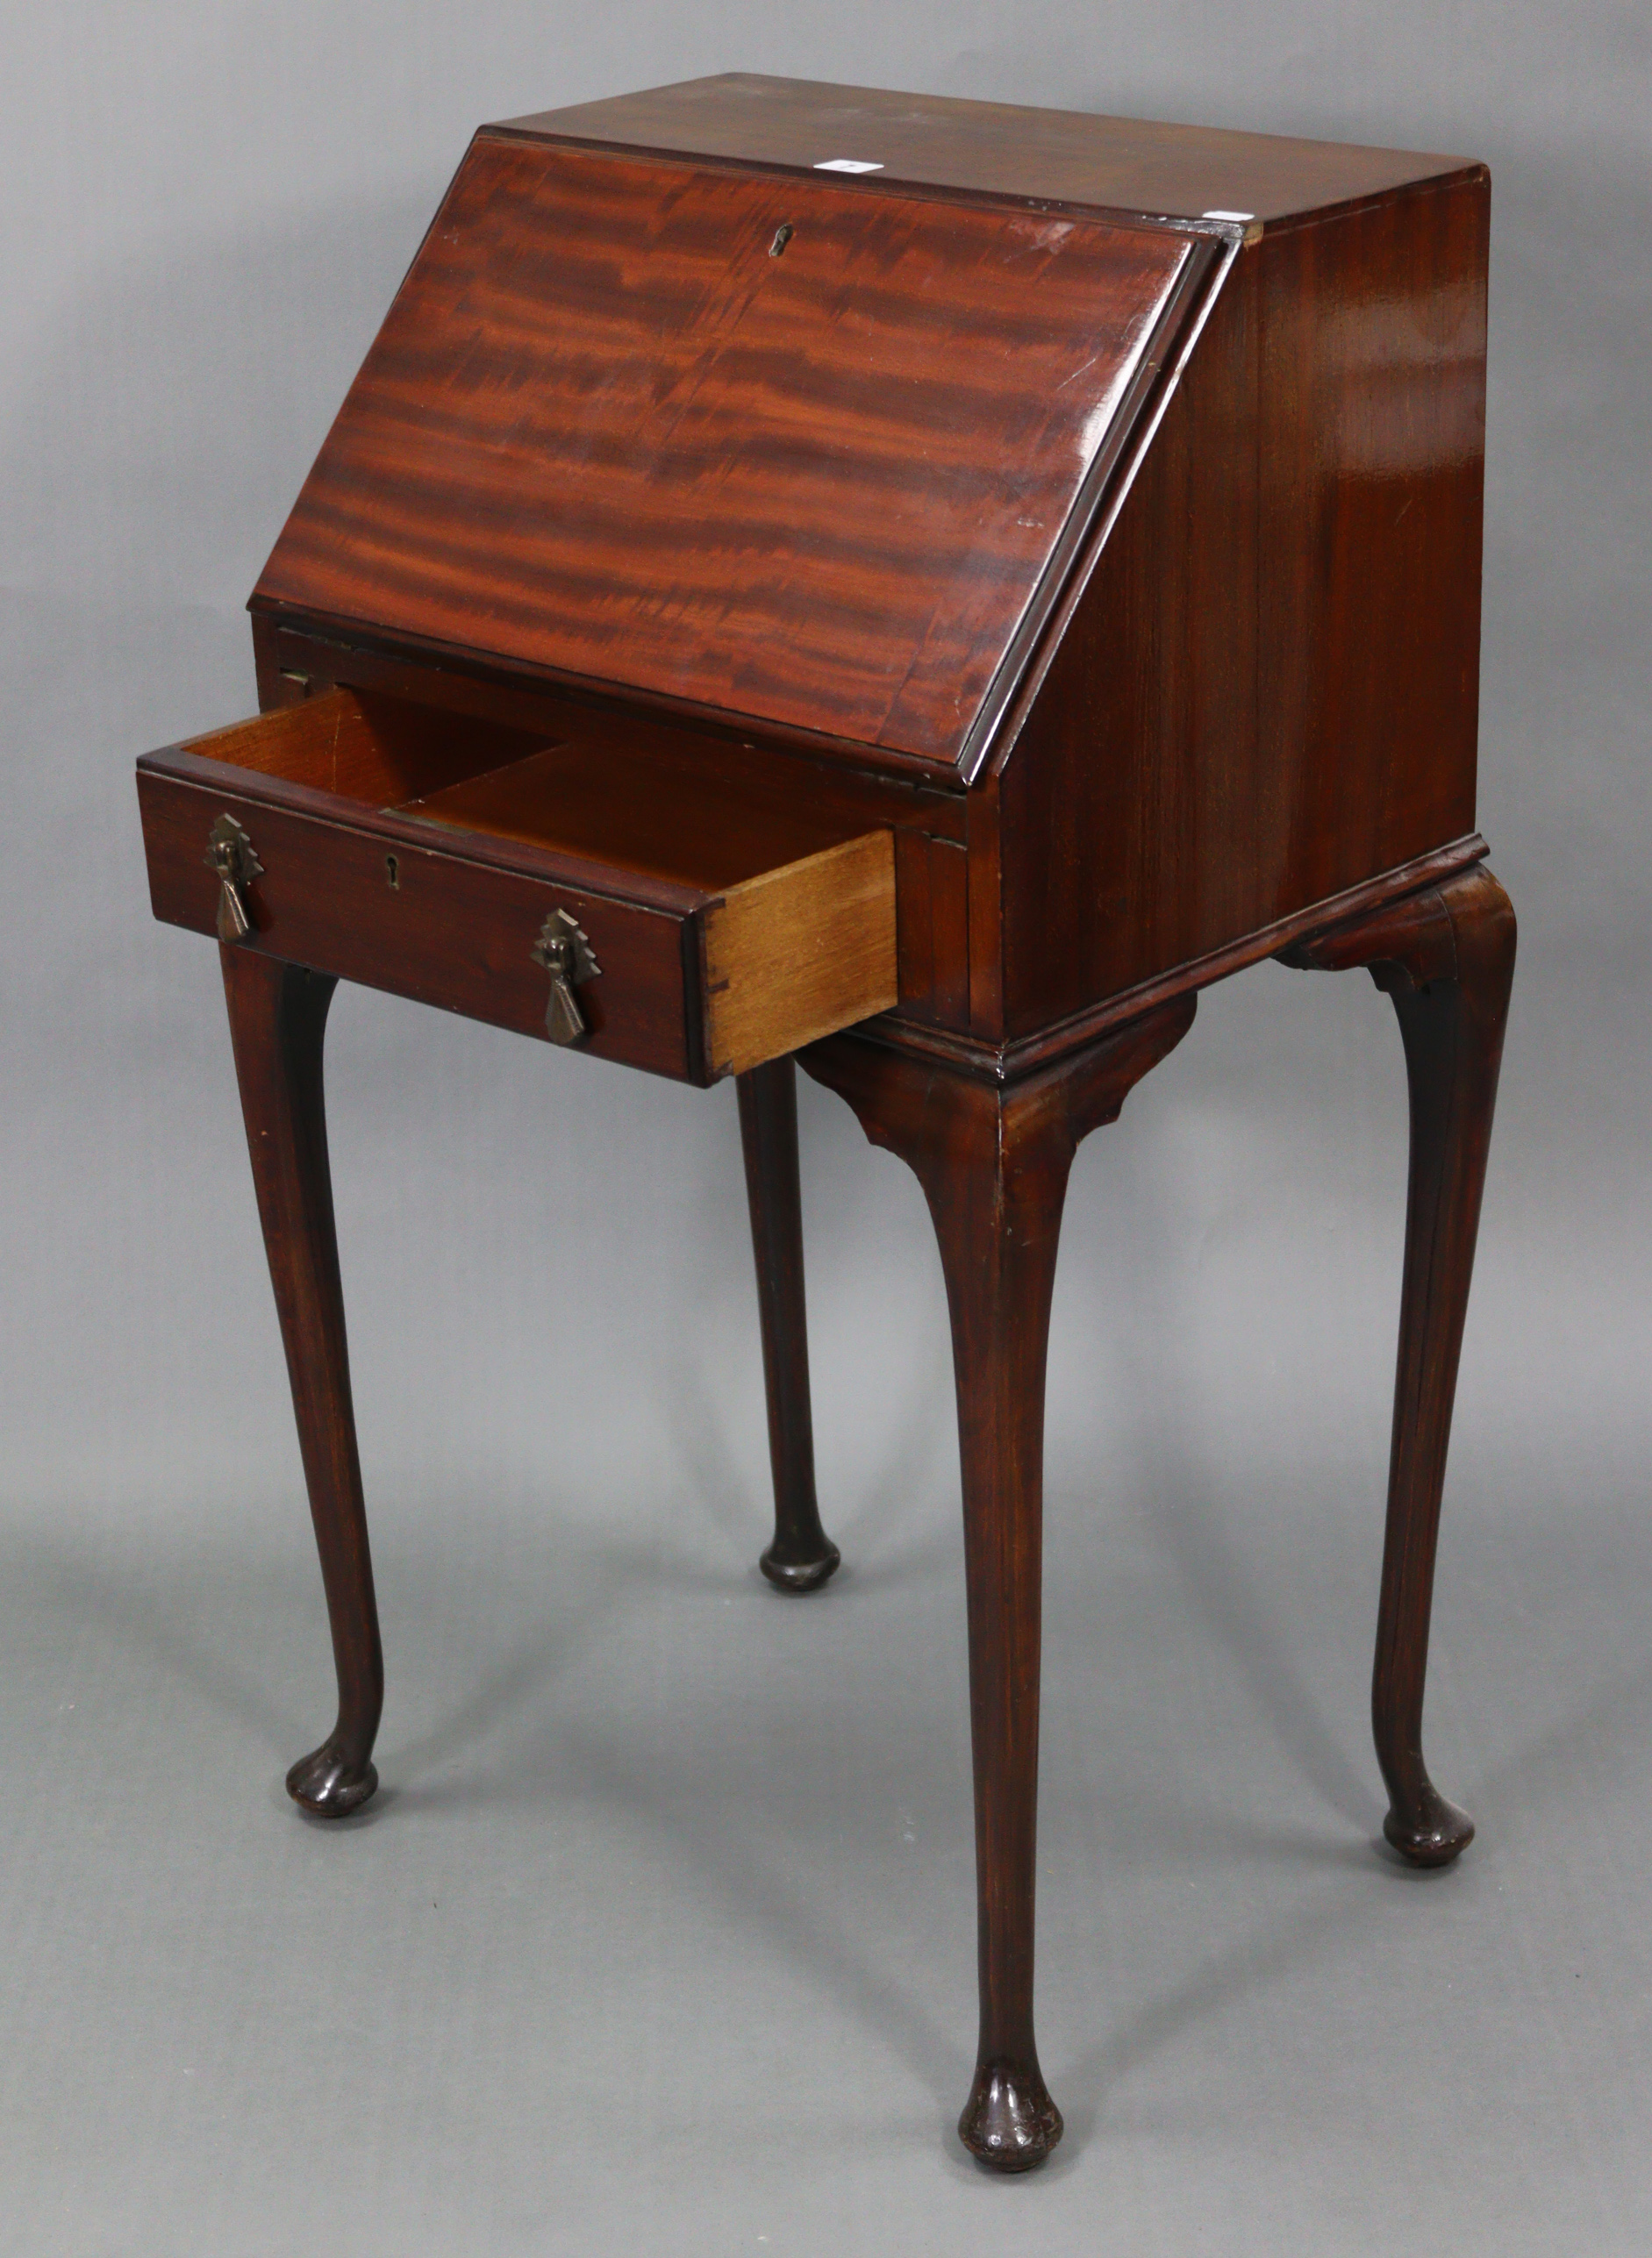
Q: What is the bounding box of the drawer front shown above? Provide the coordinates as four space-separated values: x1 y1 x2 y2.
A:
139 769 704 1082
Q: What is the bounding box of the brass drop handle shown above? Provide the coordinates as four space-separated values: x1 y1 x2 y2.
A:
531 909 601 1044
205 813 263 944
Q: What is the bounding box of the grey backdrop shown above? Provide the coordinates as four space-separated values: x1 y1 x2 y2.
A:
2 6 1648 2254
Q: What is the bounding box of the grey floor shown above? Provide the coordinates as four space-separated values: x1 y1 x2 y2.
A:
5 1220 1651 2258
2 595 1648 2248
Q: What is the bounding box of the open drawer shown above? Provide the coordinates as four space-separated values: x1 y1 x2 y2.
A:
137 687 898 1083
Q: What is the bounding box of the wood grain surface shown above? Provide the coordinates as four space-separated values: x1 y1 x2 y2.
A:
505 73 1478 229
219 951 383 1819
402 734 894 890
1280 865 1516 1868
139 690 898 1084
255 133 1208 772
702 829 897 1076
736 1057 841 1592
802 996 1197 2167
988 171 1489 1040
141 761 706 1078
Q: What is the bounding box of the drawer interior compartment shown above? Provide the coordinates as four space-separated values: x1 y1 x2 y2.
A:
139 686 898 1081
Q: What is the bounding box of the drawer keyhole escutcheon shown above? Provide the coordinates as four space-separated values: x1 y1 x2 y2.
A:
385 854 399 890
204 813 263 944
531 908 602 1045
769 223 794 256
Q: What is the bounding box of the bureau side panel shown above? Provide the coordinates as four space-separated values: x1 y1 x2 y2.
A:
998 233 1261 1033
998 173 1486 1036
1257 172 1486 904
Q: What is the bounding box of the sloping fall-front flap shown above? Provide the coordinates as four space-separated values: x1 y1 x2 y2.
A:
254 130 1224 780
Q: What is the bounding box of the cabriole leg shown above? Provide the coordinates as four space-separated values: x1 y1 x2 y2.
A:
220 947 383 1818
804 999 1192 2169
1283 866 1516 1865
737 1058 840 1591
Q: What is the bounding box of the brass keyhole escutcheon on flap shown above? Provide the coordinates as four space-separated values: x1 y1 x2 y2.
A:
531 908 601 1044
769 222 794 256
204 813 263 943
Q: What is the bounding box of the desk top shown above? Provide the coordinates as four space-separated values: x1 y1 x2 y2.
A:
503 74 1477 231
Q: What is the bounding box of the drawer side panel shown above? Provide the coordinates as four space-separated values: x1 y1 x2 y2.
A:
702 831 897 1075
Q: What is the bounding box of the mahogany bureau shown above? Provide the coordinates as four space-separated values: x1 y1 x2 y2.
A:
135 75 1515 2171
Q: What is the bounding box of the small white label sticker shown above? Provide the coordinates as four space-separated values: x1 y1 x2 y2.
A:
814 158 883 173
1201 208 1255 222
